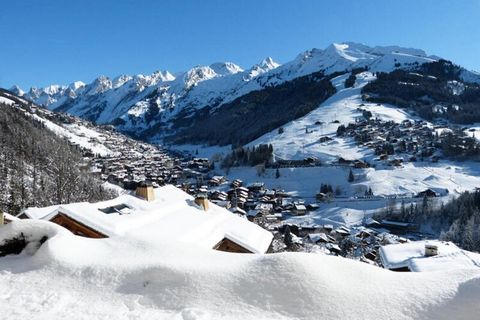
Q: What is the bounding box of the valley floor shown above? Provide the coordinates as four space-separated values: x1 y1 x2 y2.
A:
215 160 480 228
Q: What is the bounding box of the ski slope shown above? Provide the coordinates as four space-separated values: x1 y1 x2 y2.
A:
248 72 413 162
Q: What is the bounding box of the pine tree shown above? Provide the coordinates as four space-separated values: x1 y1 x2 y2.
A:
335 185 342 196
422 196 429 216
348 169 354 183
284 225 293 248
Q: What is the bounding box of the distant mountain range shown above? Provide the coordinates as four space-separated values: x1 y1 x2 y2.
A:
10 42 480 146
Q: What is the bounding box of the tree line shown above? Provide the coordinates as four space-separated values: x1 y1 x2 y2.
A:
221 144 274 168
362 60 480 124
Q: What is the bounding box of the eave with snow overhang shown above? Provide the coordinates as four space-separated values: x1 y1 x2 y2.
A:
1 212 19 225
20 185 273 254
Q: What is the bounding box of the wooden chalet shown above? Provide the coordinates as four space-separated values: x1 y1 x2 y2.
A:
20 184 273 254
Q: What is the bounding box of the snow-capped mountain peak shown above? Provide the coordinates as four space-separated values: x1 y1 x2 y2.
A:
259 57 280 70
183 66 218 89
112 75 133 89
151 70 175 83
324 42 377 62
209 62 244 76
68 81 86 91
42 84 66 95
8 85 24 96
245 57 280 79
85 76 112 95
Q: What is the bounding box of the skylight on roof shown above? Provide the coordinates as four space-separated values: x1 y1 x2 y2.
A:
99 204 132 215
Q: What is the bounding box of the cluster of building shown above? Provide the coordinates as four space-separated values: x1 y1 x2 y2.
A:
339 116 441 166
92 148 180 190
176 178 323 229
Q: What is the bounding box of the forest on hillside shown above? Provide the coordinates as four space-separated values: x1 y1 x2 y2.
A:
375 191 480 252
168 71 338 146
0 102 115 215
362 60 480 124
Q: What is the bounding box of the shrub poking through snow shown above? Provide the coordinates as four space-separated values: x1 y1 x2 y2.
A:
0 232 27 257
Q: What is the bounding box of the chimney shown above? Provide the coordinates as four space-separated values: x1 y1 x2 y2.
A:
136 181 155 201
195 191 210 211
0 210 4 225
425 243 438 257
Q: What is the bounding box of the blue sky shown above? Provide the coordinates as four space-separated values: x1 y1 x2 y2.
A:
1 0 479 89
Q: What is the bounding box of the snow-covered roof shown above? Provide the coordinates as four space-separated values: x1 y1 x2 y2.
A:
2 219 480 319
379 240 480 272
294 204 307 210
22 185 273 253
308 233 329 243
3 212 19 222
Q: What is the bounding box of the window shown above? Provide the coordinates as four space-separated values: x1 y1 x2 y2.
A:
99 204 132 215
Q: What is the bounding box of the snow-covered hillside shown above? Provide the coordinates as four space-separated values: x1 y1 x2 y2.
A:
1 219 480 320
247 72 381 162
1 89 119 157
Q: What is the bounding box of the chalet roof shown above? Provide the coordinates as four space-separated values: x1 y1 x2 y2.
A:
22 185 273 254
379 240 480 272
3 212 19 223
381 220 410 228
293 204 307 211
230 207 247 215
308 233 329 243
248 182 265 188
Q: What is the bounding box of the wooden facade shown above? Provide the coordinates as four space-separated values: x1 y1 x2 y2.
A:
213 237 252 253
50 213 107 238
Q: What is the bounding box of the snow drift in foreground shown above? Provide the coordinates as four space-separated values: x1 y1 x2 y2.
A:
1 220 480 320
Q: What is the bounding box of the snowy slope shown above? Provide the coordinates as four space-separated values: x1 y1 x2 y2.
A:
1 219 480 320
28 114 117 157
0 96 15 105
0 89 118 156
247 71 415 162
